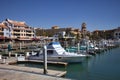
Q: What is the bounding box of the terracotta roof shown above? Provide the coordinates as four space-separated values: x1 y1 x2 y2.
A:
6 19 28 27
0 23 8 29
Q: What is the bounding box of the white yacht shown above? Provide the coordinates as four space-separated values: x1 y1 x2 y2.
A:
28 42 89 63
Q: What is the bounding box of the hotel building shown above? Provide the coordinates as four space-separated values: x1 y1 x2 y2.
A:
0 19 36 41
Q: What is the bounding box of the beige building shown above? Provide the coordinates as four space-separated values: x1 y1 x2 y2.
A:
0 19 35 41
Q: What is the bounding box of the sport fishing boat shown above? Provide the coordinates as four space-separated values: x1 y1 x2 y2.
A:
28 42 89 63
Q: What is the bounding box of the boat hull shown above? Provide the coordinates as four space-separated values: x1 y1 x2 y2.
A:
28 55 85 63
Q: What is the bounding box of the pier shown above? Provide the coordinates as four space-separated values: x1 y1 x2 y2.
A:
0 68 69 80
0 57 69 80
0 57 67 66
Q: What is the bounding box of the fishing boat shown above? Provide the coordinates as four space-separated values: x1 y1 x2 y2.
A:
28 42 89 63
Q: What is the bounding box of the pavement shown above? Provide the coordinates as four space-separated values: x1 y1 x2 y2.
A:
0 69 70 80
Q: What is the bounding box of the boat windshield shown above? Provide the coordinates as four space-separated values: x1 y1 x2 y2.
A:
47 50 54 55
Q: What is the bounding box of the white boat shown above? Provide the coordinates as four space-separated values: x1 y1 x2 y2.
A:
28 42 89 63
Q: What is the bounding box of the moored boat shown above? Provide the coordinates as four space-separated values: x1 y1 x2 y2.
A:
28 42 89 63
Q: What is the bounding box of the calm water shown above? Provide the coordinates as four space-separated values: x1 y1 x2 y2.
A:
16 47 120 80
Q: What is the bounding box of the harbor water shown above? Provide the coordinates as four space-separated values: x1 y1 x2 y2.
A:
16 47 120 80
66 47 120 80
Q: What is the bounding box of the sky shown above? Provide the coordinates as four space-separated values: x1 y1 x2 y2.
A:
0 0 120 31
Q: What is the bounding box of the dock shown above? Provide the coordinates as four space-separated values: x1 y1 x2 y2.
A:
0 57 69 80
18 60 68 66
0 57 68 66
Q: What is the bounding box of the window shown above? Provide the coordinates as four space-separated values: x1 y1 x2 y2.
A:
47 50 53 55
2 28 4 31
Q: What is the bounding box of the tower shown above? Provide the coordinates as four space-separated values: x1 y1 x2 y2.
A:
81 22 87 38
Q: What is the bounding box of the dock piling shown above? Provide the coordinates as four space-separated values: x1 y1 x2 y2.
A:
43 45 48 74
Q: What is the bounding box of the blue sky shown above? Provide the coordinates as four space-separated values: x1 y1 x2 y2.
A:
0 0 120 31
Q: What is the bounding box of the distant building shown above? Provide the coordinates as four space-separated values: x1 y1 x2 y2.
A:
36 26 81 38
52 26 59 29
92 28 116 40
114 27 120 39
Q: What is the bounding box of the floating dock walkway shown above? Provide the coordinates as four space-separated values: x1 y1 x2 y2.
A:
1 57 68 66
0 57 70 80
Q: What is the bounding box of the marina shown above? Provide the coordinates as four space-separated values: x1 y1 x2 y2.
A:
0 0 120 79
13 47 120 80
0 38 120 80
0 40 120 80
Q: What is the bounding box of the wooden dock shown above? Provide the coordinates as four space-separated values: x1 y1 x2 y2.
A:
0 57 68 66
0 57 70 80
18 60 68 66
